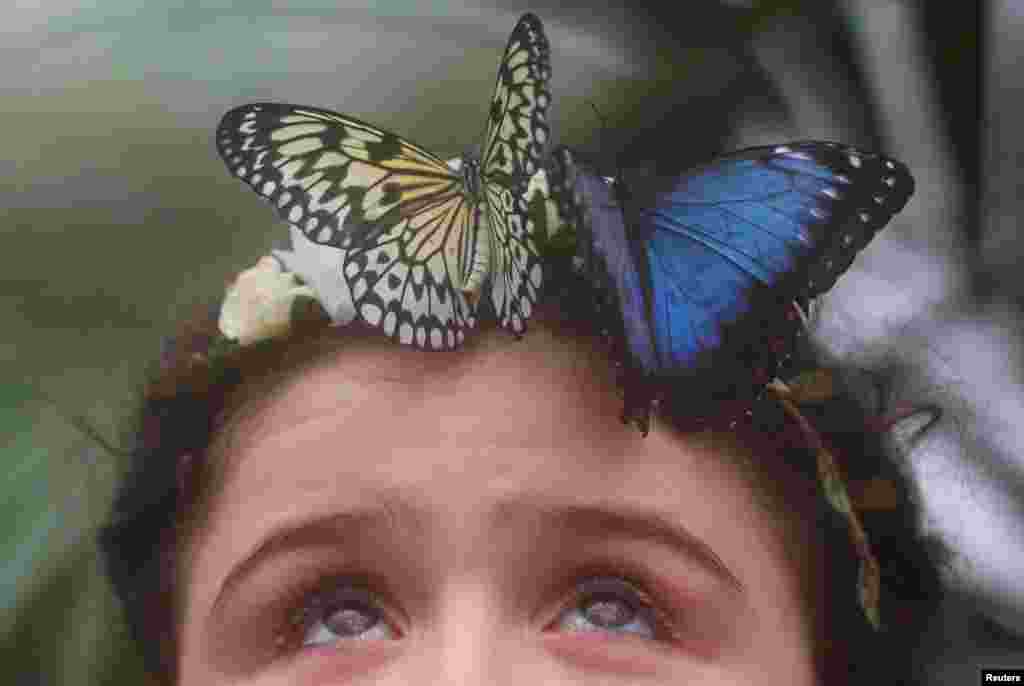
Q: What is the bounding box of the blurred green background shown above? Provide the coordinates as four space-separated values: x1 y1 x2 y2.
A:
3 1 996 684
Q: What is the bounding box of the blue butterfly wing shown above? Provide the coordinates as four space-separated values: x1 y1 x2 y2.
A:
638 142 914 374
555 148 659 374
547 146 666 433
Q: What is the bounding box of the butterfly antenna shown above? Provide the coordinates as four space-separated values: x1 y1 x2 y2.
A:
589 102 610 144
587 101 624 185
34 386 131 459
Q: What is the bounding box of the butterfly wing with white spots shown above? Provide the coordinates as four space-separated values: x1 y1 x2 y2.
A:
215 13 553 349
217 104 479 349
476 12 551 336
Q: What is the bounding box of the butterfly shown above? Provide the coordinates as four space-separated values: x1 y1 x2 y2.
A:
215 13 551 350
548 142 915 433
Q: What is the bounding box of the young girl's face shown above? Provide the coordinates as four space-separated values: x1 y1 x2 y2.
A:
178 327 818 685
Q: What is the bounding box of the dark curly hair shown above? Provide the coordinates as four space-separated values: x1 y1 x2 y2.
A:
98 263 951 685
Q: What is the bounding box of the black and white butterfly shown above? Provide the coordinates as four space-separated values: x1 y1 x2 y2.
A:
216 13 552 350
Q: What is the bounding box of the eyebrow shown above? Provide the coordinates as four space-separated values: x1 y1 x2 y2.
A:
207 501 415 622
496 498 745 593
209 494 744 619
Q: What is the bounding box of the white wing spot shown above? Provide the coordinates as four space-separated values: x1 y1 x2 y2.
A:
235 166 248 177
430 328 443 349
848 154 862 168
278 137 324 157
774 146 792 154
277 192 292 208
288 205 303 223
810 207 826 220
318 227 333 242
278 160 304 184
858 211 871 223
883 176 896 187
351 278 367 299
885 160 896 169
313 151 348 170
821 188 839 199
262 181 276 195
415 326 426 347
873 195 885 205
383 310 397 336
361 303 383 326
529 263 542 289
270 123 328 141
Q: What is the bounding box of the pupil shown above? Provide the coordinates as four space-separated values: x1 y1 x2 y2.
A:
325 603 377 636
584 594 634 628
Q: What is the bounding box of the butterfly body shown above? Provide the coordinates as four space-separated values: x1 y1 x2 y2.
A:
550 142 914 432
216 13 551 350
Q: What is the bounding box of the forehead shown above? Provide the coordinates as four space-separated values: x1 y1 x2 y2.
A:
214 323 626 465
204 324 775 548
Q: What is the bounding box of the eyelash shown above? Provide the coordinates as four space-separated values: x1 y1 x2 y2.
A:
273 560 683 654
553 561 683 642
274 570 402 653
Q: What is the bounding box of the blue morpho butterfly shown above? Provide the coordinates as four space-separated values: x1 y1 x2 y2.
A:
546 140 914 434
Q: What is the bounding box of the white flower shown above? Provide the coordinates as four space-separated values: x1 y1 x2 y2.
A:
272 225 357 326
218 255 317 345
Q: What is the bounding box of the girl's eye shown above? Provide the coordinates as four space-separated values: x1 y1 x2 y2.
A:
299 586 399 646
548 575 672 640
286 572 675 651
